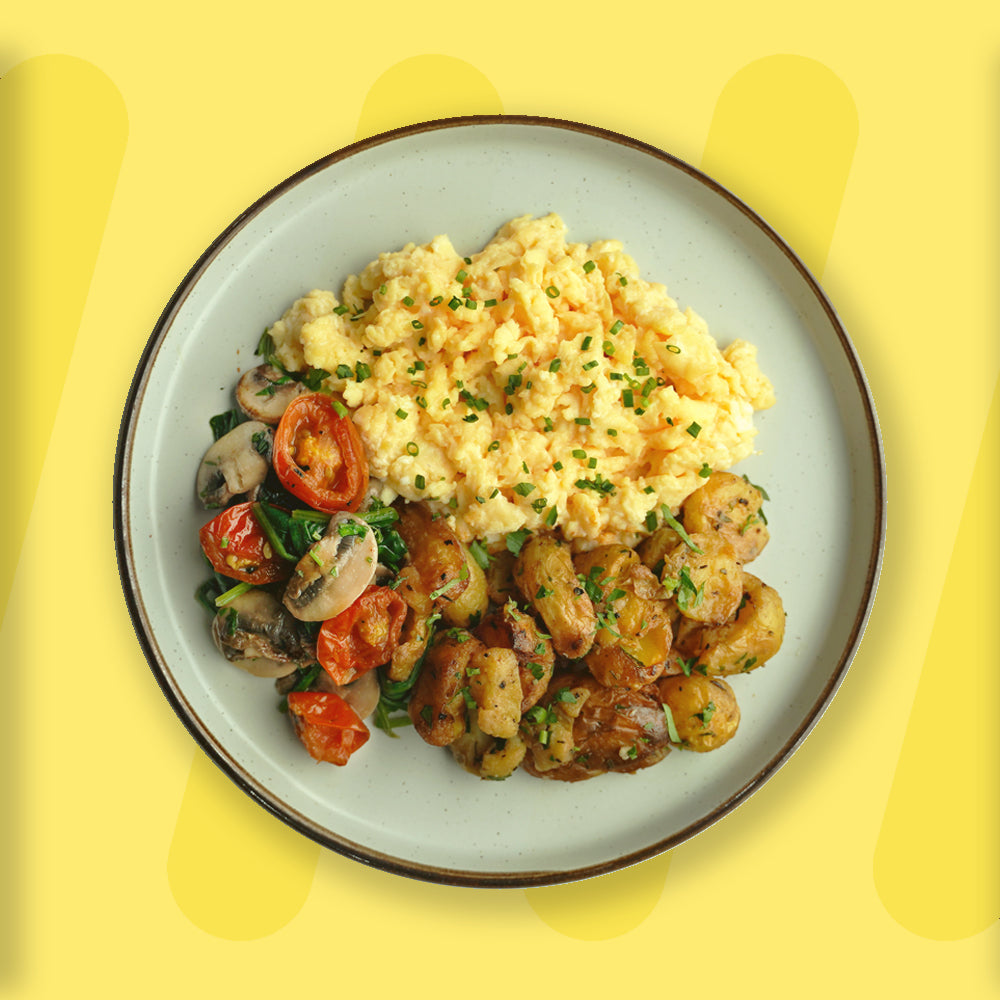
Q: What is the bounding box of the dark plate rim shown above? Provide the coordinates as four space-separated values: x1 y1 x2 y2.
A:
112 114 886 889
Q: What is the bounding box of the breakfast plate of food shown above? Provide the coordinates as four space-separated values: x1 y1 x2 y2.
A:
114 116 884 886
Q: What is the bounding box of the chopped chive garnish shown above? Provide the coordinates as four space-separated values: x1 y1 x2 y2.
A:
583 260 596 273
456 269 468 283
448 296 462 310
666 343 681 354
545 285 560 298
622 389 634 407
544 506 558 527
572 449 587 460
609 319 624 335
686 421 702 438
583 359 599 371
603 340 615 355
548 359 562 373
574 417 591 425
553 461 564 471
415 474 426 490
514 482 535 496
395 408 408 420
411 320 424 330
405 442 419 456
582 336 593 350
484 298 498 307
331 399 349 418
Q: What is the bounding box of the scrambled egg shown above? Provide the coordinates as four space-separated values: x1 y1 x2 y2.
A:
269 214 774 546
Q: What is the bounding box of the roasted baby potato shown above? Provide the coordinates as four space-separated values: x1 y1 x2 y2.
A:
659 531 743 625
658 673 740 753
449 714 527 780
682 471 769 563
474 599 555 713
440 541 489 628
408 629 485 746
514 534 597 659
484 547 519 605
467 646 522 739
521 673 672 781
395 501 470 609
573 544 673 686
673 572 785 676
386 568 436 682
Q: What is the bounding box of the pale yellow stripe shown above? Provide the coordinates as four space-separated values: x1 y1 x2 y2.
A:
701 54 858 278
166 752 319 940
0 54 128 619
527 55 858 938
873 374 999 939
354 54 502 140
0 54 126 975
525 855 671 939
166 56 502 936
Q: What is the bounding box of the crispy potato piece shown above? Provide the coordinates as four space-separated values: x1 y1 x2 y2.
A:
441 542 489 628
522 674 671 781
408 629 485 746
386 566 436 682
514 534 596 659
395 502 470 609
682 471 769 563
585 644 665 689
659 532 744 625
636 524 682 576
449 715 527 780
673 572 785 676
467 647 521 739
484 548 519 605
474 600 554 712
573 544 673 685
658 674 740 752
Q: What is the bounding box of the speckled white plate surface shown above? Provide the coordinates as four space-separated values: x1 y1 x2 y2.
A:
114 116 884 887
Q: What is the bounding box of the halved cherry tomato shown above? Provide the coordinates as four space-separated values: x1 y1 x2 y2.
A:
287 691 370 765
316 585 408 686
273 393 368 513
199 501 291 584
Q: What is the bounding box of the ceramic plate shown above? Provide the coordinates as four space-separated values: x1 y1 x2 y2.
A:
114 116 884 887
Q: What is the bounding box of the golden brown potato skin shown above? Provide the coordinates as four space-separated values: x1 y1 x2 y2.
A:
474 599 555 712
673 572 785 676
514 534 597 659
522 673 671 782
682 471 769 564
449 716 527 780
573 544 673 687
658 674 740 753
395 501 470 609
660 531 744 625
408 630 484 746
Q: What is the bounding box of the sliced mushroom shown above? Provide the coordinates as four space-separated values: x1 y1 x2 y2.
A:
196 421 273 509
235 364 306 424
212 589 314 677
282 512 378 621
316 667 380 719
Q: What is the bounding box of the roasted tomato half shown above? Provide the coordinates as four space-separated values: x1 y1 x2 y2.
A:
287 691 370 765
272 393 368 513
316 585 408 686
199 501 291 585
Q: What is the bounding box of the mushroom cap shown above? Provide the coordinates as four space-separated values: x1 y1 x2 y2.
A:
196 421 272 509
282 512 378 622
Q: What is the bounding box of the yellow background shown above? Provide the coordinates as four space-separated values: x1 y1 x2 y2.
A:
3 1 997 996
